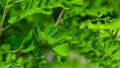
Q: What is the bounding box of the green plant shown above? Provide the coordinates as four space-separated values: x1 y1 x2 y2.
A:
0 0 120 68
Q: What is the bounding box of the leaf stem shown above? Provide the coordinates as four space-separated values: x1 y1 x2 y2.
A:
0 8 9 36
90 18 112 22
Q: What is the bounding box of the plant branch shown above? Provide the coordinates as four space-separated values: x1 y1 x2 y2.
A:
0 8 9 36
54 9 65 26
90 18 112 22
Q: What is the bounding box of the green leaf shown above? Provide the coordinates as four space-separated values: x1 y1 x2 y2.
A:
48 0 61 8
1 63 11 68
8 17 18 24
108 19 120 29
40 7 53 15
98 6 113 15
17 57 24 63
23 40 35 53
79 22 87 29
6 53 12 63
48 27 59 36
34 25 57 44
60 1 72 9
70 0 84 6
46 35 56 45
1 44 11 52
23 30 33 43
5 32 21 50
53 43 69 56
43 24 54 34
25 62 32 68
85 19 120 29
86 9 98 16
11 32 21 50
111 49 120 61
53 31 67 42
34 25 46 41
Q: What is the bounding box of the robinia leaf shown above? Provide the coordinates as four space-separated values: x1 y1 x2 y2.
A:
46 35 56 45
1 44 11 52
8 17 18 24
23 40 35 53
5 32 21 50
53 31 67 42
53 43 69 56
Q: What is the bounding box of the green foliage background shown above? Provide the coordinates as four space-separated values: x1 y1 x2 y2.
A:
0 0 120 68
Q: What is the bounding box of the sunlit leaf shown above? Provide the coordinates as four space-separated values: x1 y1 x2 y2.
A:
53 43 69 56
8 16 18 24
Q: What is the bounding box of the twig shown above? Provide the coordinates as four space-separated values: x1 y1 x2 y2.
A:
0 8 9 36
54 9 65 26
2 25 10 31
0 0 15 36
89 18 112 22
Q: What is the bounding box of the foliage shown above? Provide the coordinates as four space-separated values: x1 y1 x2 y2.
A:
0 0 120 68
